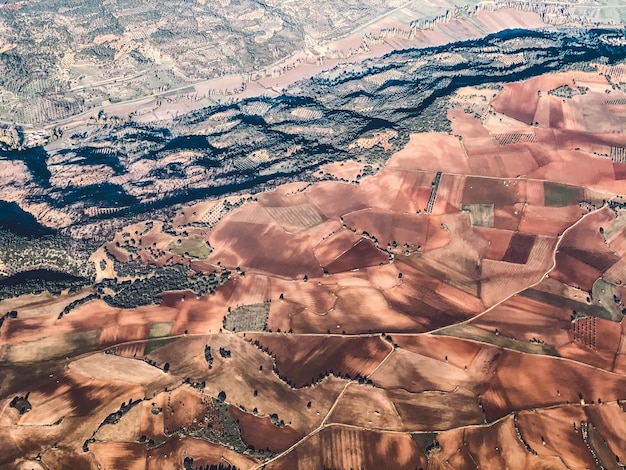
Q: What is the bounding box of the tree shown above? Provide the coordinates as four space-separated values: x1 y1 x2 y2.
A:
217 390 226 402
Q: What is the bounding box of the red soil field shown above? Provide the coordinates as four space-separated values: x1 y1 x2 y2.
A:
90 442 147 470
519 204 587 237
325 238 388 274
502 232 536 264
356 167 444 214
470 294 572 347
247 334 390 387
341 208 448 252
392 334 485 371
145 436 259 470
475 227 514 261
313 228 362 267
551 252 603 291
267 427 427 470
557 342 617 372
482 235 557 305
492 81 539 125
369 346 478 395
432 173 467 214
449 109 493 142
206 216 330 279
267 276 336 315
327 384 484 432
287 285 427 334
462 176 524 206
614 162 626 180
230 406 304 453
481 349 626 421
305 181 370 220
386 132 471 174
430 406 597 469
381 262 484 330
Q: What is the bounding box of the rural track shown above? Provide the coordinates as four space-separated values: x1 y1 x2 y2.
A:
248 391 626 468
426 196 618 336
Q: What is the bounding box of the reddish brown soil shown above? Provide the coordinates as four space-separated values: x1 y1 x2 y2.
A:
327 383 483 432
471 294 572 347
551 252 603 290
475 227 514 261
519 204 586 237
145 436 259 470
502 232 536 264
392 334 485 371
481 349 626 421
230 406 304 453
313 228 362 267
341 208 447 251
325 238 388 274
306 181 369 219
247 334 390 387
267 427 427 470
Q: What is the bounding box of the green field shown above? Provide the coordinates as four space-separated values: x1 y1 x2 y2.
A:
434 324 560 356
544 182 581 207
461 203 494 227
144 336 180 355
149 321 173 338
167 236 211 259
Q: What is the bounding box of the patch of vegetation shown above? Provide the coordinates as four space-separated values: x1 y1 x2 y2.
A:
101 399 142 426
223 303 270 332
411 432 440 456
58 293 99 319
461 203 494 227
547 85 576 99
0 310 17 329
204 345 214 369
178 392 275 461
521 287 618 322
434 324 560 356
9 393 32 414
144 336 180 355
0 230 95 281
544 182 581 207
591 278 625 322
167 236 211 259
149 321 173 338
97 263 230 309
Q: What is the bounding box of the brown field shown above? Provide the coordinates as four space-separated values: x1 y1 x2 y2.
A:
230 406 304 453
341 208 449 251
312 228 360 267
475 227 514 260
519 204 587 237
246 335 391 387
144 436 259 470
480 350 626 421
306 181 370 219
550 207 621 290
387 132 471 173
325 238 388 274
501 232 536 264
267 426 427 470
144 334 348 434
320 160 365 181
327 383 484 432
470 294 572 347
480 235 557 306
